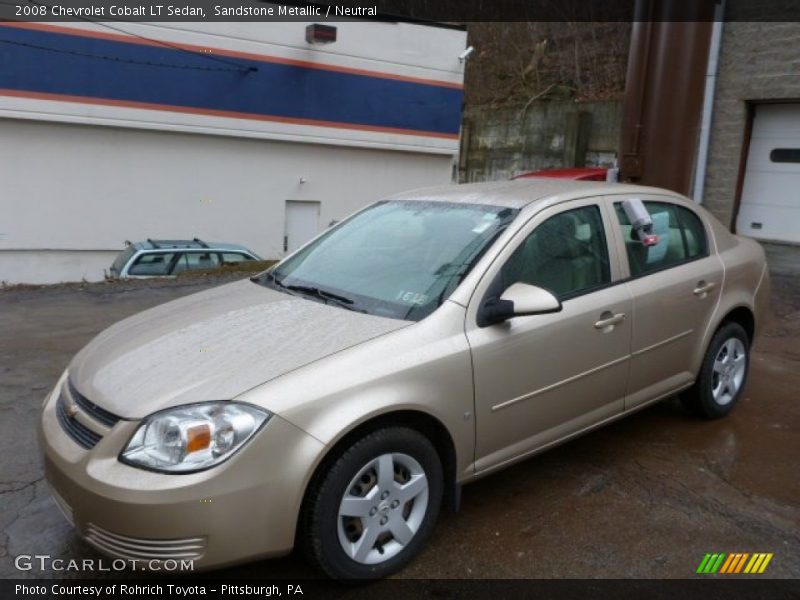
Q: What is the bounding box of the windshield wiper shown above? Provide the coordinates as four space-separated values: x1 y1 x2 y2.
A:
255 274 364 312
285 284 365 312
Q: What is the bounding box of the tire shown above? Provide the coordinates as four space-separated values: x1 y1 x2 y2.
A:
682 322 750 419
302 427 443 579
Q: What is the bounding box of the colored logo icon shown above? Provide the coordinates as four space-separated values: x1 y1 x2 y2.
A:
697 553 773 574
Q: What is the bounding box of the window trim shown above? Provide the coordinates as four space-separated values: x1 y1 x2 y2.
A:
470 199 620 325
466 195 714 329
501 204 614 301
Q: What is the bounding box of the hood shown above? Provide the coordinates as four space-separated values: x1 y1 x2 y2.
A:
69 280 409 418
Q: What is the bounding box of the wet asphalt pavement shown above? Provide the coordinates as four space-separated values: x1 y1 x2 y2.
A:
0 272 798 580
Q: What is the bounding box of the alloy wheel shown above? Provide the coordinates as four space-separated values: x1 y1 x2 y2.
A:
336 452 429 565
711 337 747 405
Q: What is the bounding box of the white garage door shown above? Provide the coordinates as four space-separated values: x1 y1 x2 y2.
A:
737 104 800 243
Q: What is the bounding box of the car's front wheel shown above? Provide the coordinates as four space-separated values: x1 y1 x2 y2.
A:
682 321 750 418
302 427 443 579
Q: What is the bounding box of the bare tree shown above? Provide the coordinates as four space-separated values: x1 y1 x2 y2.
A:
464 22 631 108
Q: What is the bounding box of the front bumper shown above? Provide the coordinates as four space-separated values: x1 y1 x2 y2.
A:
38 383 325 570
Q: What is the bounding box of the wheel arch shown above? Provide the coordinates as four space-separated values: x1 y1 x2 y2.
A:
692 300 756 376
295 409 460 545
719 305 755 346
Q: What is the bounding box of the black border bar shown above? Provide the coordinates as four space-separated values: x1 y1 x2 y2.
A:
3 0 800 23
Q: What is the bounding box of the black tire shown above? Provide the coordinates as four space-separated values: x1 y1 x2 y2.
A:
682 322 750 419
301 427 443 579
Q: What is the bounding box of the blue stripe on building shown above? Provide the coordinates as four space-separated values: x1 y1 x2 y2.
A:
0 26 463 135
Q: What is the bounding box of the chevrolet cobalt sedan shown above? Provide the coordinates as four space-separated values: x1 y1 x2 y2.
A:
39 180 769 579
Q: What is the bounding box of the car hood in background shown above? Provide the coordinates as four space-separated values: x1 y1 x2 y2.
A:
68 280 409 419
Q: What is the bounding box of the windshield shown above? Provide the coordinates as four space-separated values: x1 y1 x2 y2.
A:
256 200 518 321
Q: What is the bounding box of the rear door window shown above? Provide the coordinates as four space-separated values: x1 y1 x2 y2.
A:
614 202 708 277
127 252 176 276
183 252 220 271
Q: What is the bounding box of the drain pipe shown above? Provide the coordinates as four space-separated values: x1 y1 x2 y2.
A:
692 0 725 204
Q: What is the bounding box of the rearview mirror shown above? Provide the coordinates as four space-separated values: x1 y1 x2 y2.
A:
478 283 562 327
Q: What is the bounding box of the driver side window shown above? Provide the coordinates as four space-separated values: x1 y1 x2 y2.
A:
498 205 611 299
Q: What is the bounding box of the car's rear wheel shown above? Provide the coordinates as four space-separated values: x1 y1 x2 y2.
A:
302 427 443 579
682 322 750 419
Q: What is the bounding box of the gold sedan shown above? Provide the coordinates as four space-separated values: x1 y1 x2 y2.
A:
39 180 769 578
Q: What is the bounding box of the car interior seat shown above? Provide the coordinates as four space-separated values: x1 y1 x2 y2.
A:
528 213 597 296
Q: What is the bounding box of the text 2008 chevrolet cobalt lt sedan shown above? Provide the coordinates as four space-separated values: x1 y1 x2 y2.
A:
39 180 769 578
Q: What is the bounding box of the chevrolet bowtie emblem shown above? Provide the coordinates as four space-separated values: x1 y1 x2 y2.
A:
64 396 78 418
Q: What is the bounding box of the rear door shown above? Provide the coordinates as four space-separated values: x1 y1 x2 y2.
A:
609 196 722 408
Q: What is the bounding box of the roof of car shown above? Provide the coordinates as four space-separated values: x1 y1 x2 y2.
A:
131 239 254 253
387 179 681 210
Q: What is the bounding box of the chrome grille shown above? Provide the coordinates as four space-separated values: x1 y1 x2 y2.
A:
56 379 123 450
85 524 206 561
56 392 102 449
68 379 120 428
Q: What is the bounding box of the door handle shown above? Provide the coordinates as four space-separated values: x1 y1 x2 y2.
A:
693 281 716 296
594 312 626 330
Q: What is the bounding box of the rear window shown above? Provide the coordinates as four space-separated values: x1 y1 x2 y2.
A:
221 252 253 264
110 246 136 274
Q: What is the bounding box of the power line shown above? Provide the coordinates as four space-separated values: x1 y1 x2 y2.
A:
85 19 258 73
0 37 253 73
23 0 258 73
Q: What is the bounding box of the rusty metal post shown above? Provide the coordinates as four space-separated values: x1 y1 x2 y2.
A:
619 0 716 194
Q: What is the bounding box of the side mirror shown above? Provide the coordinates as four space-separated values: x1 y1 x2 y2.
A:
478 283 562 327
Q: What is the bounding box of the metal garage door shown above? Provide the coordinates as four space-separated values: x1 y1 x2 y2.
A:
737 104 800 243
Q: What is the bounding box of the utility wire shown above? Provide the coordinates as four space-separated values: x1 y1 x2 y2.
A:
21 0 258 73
0 37 252 72
82 18 258 73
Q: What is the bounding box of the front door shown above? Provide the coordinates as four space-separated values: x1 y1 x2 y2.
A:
466 199 632 474
285 200 321 254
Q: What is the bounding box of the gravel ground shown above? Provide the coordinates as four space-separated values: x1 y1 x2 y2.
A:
0 273 798 579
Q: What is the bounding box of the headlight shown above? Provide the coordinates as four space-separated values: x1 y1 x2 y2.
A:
120 402 270 473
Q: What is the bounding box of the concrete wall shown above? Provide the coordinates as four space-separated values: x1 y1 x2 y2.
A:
0 119 453 284
702 22 800 227
460 101 622 182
